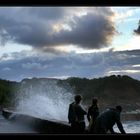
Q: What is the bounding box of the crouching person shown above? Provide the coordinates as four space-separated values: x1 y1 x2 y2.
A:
93 105 126 134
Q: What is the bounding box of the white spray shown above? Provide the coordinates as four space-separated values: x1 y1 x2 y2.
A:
15 79 74 122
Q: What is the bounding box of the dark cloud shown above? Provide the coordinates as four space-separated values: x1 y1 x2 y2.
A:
134 20 140 35
0 7 116 52
54 13 116 49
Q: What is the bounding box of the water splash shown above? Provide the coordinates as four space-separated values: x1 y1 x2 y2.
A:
15 79 74 122
114 121 140 133
0 114 37 133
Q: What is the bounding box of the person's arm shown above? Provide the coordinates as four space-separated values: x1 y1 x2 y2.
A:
116 120 126 134
79 105 87 115
115 113 126 134
87 108 91 122
68 103 75 124
68 104 71 123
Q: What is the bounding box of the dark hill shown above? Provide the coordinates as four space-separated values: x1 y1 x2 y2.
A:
64 75 140 112
0 79 19 108
0 75 140 112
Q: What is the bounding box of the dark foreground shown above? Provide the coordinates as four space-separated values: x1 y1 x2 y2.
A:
2 109 75 134
2 109 140 135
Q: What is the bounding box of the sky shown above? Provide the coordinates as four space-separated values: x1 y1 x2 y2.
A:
0 7 140 82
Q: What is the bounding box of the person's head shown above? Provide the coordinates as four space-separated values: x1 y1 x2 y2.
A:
92 97 98 106
74 94 82 104
116 105 122 112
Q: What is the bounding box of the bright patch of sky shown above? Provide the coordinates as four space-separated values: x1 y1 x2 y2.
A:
132 64 140 68
108 70 140 74
55 45 112 54
0 42 32 55
111 7 140 51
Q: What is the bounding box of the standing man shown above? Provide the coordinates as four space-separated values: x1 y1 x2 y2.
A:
93 105 126 134
68 94 87 133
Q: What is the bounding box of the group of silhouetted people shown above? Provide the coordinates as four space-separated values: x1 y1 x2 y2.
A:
68 94 126 134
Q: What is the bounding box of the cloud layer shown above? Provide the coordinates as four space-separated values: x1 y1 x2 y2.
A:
0 49 140 81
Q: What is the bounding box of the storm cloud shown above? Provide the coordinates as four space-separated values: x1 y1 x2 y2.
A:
0 7 116 52
53 13 116 49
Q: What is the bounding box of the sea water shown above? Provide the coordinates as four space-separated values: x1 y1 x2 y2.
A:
114 121 140 134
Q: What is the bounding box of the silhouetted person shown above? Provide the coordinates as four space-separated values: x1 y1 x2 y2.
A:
68 94 87 133
87 97 99 133
93 105 126 134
